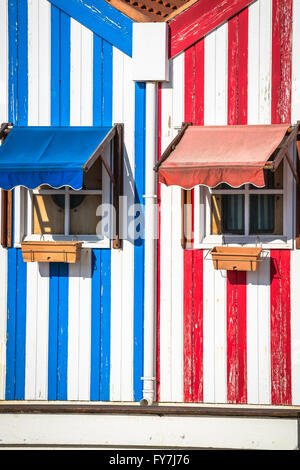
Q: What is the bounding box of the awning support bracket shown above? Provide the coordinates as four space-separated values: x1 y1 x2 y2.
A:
154 121 192 172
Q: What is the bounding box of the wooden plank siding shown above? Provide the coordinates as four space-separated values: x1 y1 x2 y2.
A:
157 0 300 406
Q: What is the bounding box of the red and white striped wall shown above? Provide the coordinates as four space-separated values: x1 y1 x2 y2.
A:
157 0 300 406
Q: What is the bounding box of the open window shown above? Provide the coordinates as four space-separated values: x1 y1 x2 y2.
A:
0 124 124 256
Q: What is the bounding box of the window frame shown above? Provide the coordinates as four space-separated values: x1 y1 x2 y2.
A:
193 145 296 250
14 145 113 249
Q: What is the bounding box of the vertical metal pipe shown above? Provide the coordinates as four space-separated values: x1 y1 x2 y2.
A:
141 81 157 406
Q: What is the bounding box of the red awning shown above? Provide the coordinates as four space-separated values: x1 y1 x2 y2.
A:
157 124 290 189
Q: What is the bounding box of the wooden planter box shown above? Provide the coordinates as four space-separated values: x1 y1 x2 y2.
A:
21 241 82 263
210 246 262 272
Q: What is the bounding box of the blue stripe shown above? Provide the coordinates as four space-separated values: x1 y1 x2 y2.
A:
93 36 113 127
48 263 69 400
133 82 146 401
51 6 70 126
48 0 132 56
6 247 27 400
48 5 70 400
90 250 111 401
8 0 28 126
90 36 112 400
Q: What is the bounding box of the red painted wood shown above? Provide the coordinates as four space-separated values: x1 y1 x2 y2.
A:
156 82 162 402
271 0 292 125
192 250 203 402
227 271 247 404
183 250 204 402
269 0 292 406
226 9 248 405
270 250 292 405
183 250 194 402
227 9 248 125
183 41 204 402
169 0 255 58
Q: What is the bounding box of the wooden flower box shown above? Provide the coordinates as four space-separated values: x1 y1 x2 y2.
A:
21 241 82 263
209 246 262 272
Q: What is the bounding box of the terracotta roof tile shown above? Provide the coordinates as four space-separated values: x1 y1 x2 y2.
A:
105 0 198 22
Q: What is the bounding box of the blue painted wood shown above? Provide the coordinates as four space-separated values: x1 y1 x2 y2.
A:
48 6 70 400
51 6 70 126
93 36 113 127
90 38 112 400
47 0 132 56
8 0 28 126
133 82 146 401
6 247 27 400
90 250 111 401
48 263 69 400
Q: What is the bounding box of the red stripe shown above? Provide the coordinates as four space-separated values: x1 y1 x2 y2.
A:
270 250 292 405
227 9 248 125
183 250 203 402
227 271 247 404
183 41 204 402
271 0 292 125
226 10 248 404
169 0 255 58
156 82 162 402
270 0 292 405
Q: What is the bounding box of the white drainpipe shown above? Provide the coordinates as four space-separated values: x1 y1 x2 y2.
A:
140 81 157 406
132 22 169 406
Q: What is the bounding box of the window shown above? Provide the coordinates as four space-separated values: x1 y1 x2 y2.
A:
193 157 295 249
15 147 113 249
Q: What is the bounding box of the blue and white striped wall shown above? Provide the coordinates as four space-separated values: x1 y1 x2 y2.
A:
0 0 146 402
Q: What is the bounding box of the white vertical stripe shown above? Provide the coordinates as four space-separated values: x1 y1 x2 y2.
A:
25 0 51 401
170 53 184 402
119 52 135 401
204 24 228 126
110 48 135 401
68 249 92 400
0 192 7 400
159 61 175 402
25 262 49 400
28 0 51 125
202 23 228 404
291 0 300 124
110 47 124 401
0 0 8 124
203 257 227 403
247 254 271 405
70 20 93 126
291 251 300 405
248 0 272 124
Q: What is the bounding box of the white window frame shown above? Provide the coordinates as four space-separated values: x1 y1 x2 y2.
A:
194 143 296 250
14 146 113 249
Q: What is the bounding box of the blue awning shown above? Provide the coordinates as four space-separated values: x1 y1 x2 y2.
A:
0 126 113 190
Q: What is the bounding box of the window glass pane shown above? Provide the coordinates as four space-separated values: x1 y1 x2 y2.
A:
249 194 283 234
222 194 244 234
211 194 245 234
33 195 64 234
214 183 246 190
70 195 102 235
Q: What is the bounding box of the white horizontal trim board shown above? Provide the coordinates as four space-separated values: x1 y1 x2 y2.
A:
0 413 297 449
